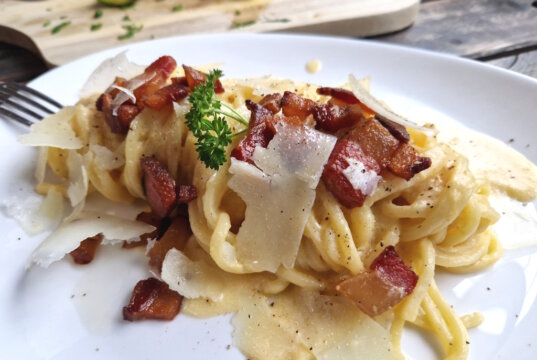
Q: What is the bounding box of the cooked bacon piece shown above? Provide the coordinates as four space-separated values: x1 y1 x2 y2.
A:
317 87 360 105
171 76 188 85
259 93 282 114
183 65 225 94
133 56 178 109
346 118 400 168
313 103 366 133
336 246 418 316
123 277 182 321
176 185 198 204
70 234 102 265
322 139 380 208
265 114 303 134
376 114 410 143
388 143 431 180
123 212 171 249
281 91 316 120
144 83 189 110
97 56 177 133
231 100 275 163
148 216 191 271
141 157 177 219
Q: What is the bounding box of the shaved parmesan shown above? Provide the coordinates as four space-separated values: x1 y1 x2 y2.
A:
343 157 382 196
228 123 336 273
232 288 395 360
83 192 148 220
1 188 64 235
349 74 434 135
79 51 145 98
29 212 155 268
18 107 82 149
66 151 89 207
161 248 225 301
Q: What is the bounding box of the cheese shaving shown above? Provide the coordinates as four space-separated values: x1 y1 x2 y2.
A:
18 107 82 149
343 157 382 196
29 212 155 268
228 123 336 272
161 248 225 301
79 51 145 98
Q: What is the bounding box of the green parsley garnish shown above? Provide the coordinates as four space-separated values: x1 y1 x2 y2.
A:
231 20 255 29
94 9 103 19
51 21 71 34
172 4 183 12
122 15 131 21
43 20 51 27
185 69 249 170
118 23 143 40
91 23 103 31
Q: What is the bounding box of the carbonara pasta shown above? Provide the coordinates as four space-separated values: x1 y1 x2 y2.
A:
21 54 537 360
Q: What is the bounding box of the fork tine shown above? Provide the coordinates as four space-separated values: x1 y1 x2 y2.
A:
6 83 63 109
0 86 55 114
0 96 48 121
0 107 36 127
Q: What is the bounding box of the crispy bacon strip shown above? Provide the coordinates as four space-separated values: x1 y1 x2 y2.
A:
231 100 275 163
141 157 177 219
346 118 400 168
313 103 364 133
70 234 103 265
183 65 225 94
336 246 418 316
281 91 316 120
148 216 191 271
259 93 282 114
376 114 410 143
123 278 182 321
97 56 177 134
321 139 380 208
176 185 198 204
388 143 431 180
144 83 189 110
317 87 361 105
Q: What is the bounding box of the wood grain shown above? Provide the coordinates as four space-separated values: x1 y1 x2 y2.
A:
488 50 537 79
374 0 537 59
0 0 419 65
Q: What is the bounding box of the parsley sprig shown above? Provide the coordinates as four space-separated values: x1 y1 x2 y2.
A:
186 69 248 170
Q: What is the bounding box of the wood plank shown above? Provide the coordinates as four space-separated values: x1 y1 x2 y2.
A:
374 0 537 59
0 0 419 65
487 50 537 79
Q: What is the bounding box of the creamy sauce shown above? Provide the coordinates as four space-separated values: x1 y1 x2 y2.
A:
305 59 322 74
434 123 537 202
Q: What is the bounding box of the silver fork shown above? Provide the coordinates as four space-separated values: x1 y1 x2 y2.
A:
0 82 63 126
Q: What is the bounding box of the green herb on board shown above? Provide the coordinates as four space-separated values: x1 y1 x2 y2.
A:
43 20 51 27
172 4 183 12
94 9 103 19
230 20 255 29
118 23 143 40
51 21 71 34
91 23 103 31
123 15 131 21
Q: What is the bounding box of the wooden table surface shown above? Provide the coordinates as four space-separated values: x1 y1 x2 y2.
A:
1 0 536 82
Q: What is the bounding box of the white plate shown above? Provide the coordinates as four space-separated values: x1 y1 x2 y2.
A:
1 33 536 360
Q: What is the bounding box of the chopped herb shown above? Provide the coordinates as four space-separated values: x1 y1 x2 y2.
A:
94 9 103 19
172 4 183 12
51 21 71 34
234 10 241 15
264 17 290 23
118 23 143 40
91 23 103 31
43 20 51 27
122 15 131 21
60 15 68 20
185 69 249 170
231 20 255 29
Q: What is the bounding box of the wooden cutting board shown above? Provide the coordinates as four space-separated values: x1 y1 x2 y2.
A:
0 0 419 66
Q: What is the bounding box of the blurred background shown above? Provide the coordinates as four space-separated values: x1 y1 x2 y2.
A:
0 0 535 82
